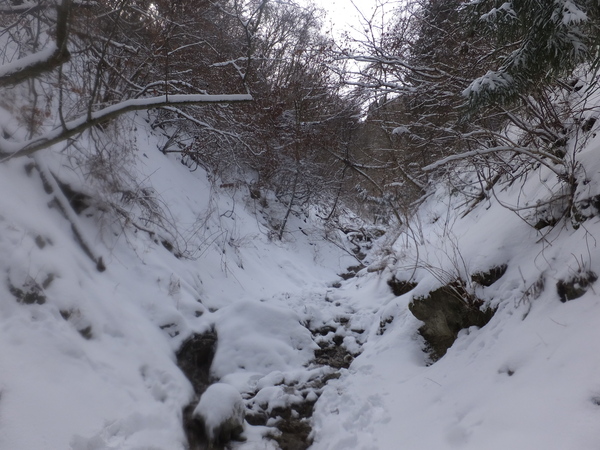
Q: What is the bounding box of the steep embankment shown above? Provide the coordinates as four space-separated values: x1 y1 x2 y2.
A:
2 108 600 450
311 129 600 449
0 113 360 449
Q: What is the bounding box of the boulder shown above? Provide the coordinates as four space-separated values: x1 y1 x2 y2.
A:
557 270 597 302
409 281 495 361
193 383 245 447
176 329 218 395
471 264 507 287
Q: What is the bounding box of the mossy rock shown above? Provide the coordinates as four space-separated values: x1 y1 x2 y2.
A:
409 281 495 361
269 401 316 450
176 329 218 395
193 383 245 449
557 270 597 302
314 343 353 369
471 264 507 287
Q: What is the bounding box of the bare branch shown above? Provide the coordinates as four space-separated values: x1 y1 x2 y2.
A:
422 146 564 176
0 94 253 159
0 0 71 87
327 149 403 224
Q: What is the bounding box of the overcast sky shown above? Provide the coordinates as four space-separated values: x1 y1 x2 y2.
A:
316 0 375 37
313 0 399 41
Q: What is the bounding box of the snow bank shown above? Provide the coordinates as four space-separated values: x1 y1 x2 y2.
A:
311 127 600 449
0 113 356 449
3 81 600 450
193 383 245 443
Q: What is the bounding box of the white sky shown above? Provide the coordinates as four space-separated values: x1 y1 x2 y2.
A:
314 0 378 38
313 0 399 40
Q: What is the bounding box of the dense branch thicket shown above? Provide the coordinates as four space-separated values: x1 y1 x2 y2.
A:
3 0 600 238
0 0 371 238
332 0 600 227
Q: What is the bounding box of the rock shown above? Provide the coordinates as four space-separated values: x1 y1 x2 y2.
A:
176 329 218 395
9 278 46 305
339 264 365 280
471 264 507 287
582 116 597 132
557 270 597 302
193 383 245 448
178 330 220 449
55 178 92 214
387 276 417 296
409 281 495 362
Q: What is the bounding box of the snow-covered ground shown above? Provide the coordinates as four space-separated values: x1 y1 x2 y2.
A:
1 109 600 450
0 113 358 449
312 184 600 450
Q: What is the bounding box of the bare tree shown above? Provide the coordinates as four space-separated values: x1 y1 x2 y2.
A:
327 0 598 227
0 0 253 160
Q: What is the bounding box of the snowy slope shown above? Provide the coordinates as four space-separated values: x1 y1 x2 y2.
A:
2 105 600 450
311 135 600 449
0 113 357 450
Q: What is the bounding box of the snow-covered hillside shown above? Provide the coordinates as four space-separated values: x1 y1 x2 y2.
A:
0 113 360 449
312 173 600 449
2 107 600 450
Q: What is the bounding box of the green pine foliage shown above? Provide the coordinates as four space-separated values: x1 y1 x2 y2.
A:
464 0 600 108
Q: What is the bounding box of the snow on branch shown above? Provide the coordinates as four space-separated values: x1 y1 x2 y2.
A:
462 70 513 99
0 0 71 86
0 0 94 14
480 2 516 22
0 94 253 159
0 42 71 86
0 1 40 13
160 105 264 156
0 45 61 80
422 146 564 175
